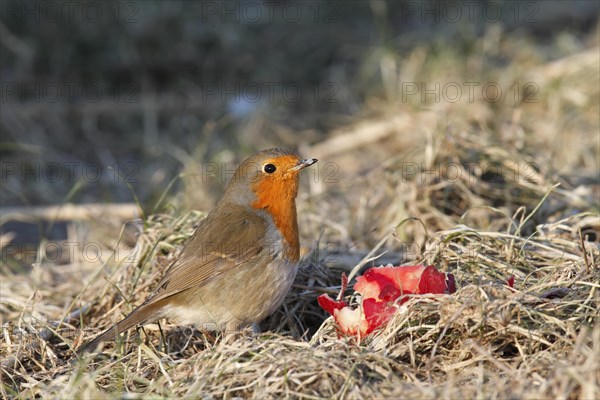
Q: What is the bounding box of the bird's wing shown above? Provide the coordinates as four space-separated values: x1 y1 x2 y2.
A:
143 204 268 305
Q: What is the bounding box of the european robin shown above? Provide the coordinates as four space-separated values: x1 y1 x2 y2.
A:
79 148 317 352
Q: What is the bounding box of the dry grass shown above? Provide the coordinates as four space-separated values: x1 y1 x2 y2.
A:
2 25 599 399
3 155 598 398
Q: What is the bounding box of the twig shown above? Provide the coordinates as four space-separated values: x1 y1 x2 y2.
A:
309 115 410 159
1 203 140 223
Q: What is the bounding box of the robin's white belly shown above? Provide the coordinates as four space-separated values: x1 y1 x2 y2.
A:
162 257 298 331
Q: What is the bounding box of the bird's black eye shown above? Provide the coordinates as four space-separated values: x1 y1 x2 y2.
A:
263 163 277 173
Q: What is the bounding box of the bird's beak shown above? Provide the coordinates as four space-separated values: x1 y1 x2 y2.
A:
289 158 318 172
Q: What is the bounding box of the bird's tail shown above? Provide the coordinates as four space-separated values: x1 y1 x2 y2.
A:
77 300 165 354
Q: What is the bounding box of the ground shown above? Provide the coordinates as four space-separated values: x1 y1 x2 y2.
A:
1 3 599 399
